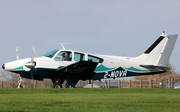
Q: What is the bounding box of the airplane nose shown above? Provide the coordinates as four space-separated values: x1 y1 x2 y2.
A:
2 64 5 69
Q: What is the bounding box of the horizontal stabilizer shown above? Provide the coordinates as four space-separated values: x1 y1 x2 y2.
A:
140 65 169 71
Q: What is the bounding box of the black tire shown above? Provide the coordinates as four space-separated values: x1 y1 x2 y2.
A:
53 83 62 88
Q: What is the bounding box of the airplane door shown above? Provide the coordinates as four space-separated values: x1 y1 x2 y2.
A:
54 51 73 66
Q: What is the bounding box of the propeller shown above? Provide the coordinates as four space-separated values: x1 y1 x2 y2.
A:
25 46 36 69
24 47 36 85
31 47 35 84
31 46 35 64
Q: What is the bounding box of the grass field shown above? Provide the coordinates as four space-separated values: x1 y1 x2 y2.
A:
0 88 180 112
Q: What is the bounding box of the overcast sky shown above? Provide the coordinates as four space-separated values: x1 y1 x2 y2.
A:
0 0 180 73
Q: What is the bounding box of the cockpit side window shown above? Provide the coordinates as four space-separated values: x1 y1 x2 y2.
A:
74 52 85 61
43 49 59 58
54 51 72 61
88 55 103 63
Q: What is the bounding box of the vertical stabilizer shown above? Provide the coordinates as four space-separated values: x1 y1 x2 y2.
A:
156 34 178 66
136 32 178 66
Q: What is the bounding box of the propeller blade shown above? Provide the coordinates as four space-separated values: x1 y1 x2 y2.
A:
16 47 19 60
31 69 34 88
31 69 34 80
31 46 35 63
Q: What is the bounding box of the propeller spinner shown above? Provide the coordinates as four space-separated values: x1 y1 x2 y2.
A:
25 47 36 69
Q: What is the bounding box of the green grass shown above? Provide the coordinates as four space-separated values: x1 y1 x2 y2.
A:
0 88 180 112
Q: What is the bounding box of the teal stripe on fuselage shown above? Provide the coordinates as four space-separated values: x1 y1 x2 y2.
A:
93 66 165 80
95 64 117 72
10 66 23 70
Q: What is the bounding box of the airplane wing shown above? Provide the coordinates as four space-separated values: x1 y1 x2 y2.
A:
58 61 98 86
59 61 98 76
140 65 169 71
59 61 97 74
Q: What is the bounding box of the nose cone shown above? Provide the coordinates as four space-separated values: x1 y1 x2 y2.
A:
2 64 5 69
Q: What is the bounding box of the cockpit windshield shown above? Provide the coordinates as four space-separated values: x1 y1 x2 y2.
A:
43 49 59 58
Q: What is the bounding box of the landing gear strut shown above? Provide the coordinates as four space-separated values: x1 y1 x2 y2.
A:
17 77 24 88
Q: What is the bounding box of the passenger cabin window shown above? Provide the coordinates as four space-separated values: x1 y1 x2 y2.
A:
88 55 103 63
74 52 85 61
54 51 72 61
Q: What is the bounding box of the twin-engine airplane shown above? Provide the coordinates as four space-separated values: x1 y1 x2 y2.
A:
2 31 178 88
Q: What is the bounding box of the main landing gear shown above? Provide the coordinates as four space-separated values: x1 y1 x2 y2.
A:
52 79 70 88
53 82 62 88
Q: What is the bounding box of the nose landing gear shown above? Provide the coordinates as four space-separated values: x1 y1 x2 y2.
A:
17 77 24 88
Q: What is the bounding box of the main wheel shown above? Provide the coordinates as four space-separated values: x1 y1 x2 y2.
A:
53 83 62 88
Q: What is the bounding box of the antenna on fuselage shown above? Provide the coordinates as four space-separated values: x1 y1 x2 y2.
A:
60 43 72 50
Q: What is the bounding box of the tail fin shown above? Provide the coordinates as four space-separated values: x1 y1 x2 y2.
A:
136 32 178 66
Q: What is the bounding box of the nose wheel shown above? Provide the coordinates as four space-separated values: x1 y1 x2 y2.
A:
17 77 24 88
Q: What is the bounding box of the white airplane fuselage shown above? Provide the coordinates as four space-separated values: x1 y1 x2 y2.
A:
2 32 178 87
